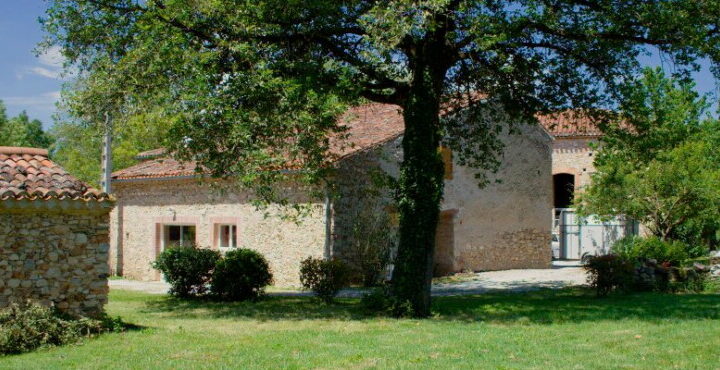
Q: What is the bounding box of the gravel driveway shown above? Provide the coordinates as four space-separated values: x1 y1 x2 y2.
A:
109 261 586 297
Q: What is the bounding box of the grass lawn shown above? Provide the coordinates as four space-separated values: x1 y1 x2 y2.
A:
2 289 719 369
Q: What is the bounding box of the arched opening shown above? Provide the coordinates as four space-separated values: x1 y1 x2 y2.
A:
553 173 575 209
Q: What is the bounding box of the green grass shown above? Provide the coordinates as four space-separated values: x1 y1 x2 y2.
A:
2 289 719 369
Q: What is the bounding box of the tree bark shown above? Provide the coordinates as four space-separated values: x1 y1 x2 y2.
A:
391 60 446 317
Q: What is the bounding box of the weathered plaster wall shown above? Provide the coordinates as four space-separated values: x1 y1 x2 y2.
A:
109 179 327 287
442 124 553 271
333 123 553 275
329 144 398 280
552 137 598 190
0 205 111 317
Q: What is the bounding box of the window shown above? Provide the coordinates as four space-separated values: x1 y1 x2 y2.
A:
163 225 196 248
440 146 453 180
216 224 238 249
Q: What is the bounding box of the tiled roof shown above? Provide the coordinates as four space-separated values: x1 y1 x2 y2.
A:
135 148 168 160
113 103 406 180
332 103 405 159
0 147 110 201
112 103 600 180
537 110 603 138
112 157 199 180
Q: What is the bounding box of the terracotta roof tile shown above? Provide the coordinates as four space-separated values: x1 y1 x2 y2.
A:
537 110 603 138
113 103 599 180
114 103 406 180
0 146 111 202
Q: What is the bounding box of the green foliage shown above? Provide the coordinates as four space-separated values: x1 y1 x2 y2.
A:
299 257 350 304
0 103 53 149
43 0 720 317
51 111 173 185
211 249 273 301
579 69 720 243
583 254 635 297
152 247 221 298
611 236 705 266
348 199 396 287
0 302 106 355
360 285 416 317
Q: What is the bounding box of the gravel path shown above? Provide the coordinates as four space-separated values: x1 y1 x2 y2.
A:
110 261 586 297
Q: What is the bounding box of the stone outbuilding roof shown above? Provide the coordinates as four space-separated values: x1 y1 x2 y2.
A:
113 103 600 180
0 147 110 201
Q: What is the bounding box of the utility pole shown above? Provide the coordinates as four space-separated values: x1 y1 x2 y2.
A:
100 112 113 194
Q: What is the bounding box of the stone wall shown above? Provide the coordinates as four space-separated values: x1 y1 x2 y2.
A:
552 137 598 189
0 205 111 317
110 179 327 287
443 123 554 272
329 143 398 280
331 122 554 275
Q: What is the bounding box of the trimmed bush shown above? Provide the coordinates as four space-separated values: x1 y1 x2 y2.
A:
584 254 635 296
0 302 108 355
211 249 273 301
152 247 221 297
299 257 350 303
611 236 700 266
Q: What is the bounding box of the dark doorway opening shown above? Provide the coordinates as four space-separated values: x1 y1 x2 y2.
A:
553 173 575 209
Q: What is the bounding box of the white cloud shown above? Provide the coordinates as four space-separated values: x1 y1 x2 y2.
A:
1 91 61 108
18 46 68 80
38 46 65 69
28 67 62 79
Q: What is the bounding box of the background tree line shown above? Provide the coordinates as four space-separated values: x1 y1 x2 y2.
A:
0 101 53 149
0 99 167 186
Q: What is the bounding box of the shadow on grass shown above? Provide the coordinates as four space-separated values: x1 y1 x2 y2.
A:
434 289 720 323
138 288 720 324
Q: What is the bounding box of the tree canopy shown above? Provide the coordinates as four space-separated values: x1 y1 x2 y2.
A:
579 68 720 245
0 101 54 149
51 110 173 185
43 0 720 316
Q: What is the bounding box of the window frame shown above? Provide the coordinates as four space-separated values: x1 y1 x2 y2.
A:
215 223 239 250
161 224 197 250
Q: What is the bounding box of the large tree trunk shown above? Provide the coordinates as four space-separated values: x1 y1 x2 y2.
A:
391 63 446 317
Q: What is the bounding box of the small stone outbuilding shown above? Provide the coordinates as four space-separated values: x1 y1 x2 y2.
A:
0 147 113 317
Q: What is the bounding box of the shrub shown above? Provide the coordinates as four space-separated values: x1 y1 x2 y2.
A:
359 285 415 317
211 249 273 301
611 236 698 266
584 254 635 297
349 203 396 287
299 257 350 303
152 246 221 297
668 265 711 293
0 302 106 355
361 286 392 312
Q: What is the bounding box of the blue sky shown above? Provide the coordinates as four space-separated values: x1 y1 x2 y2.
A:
0 2 718 129
0 1 64 128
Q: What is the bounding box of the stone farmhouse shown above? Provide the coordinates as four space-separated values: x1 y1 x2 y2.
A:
540 113 638 259
0 146 113 317
539 111 603 210
109 103 559 286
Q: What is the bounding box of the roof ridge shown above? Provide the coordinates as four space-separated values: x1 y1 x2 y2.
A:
0 147 49 156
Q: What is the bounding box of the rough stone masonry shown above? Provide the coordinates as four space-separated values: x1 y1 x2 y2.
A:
0 146 114 317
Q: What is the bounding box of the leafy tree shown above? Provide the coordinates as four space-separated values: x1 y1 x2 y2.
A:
42 0 720 316
0 103 53 149
579 69 720 243
0 101 6 133
51 110 173 185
